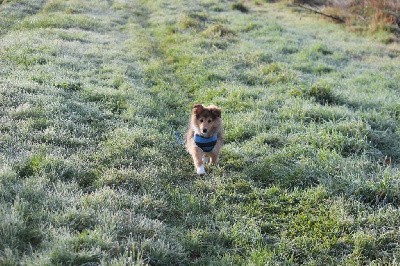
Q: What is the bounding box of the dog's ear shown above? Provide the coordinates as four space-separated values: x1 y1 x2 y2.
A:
209 106 221 118
193 104 204 115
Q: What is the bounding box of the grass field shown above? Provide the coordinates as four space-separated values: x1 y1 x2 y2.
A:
1 0 400 265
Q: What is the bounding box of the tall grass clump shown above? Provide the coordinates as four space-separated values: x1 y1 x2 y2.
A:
291 0 400 42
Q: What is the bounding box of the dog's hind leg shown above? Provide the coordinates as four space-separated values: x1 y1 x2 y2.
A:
202 155 210 164
210 153 219 164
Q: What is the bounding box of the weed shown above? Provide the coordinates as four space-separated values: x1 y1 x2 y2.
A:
15 154 46 178
232 2 249 13
54 82 83 91
202 23 235 38
307 82 335 104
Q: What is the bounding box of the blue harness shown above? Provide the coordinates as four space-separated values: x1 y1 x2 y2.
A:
194 134 218 152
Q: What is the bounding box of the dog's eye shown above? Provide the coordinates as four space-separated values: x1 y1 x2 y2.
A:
208 119 212 123
200 119 203 122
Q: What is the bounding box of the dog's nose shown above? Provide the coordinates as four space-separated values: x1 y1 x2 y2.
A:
202 128 208 133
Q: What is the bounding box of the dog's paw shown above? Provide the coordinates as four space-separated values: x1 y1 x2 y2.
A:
197 165 206 175
202 156 210 164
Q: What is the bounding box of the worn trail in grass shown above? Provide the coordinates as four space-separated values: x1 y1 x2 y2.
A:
1 0 400 264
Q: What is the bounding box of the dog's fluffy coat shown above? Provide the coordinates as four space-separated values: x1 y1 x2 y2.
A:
186 104 224 175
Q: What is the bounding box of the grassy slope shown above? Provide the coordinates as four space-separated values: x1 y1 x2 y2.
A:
1 0 400 264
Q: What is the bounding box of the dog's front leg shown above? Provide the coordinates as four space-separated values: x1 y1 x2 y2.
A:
210 140 222 164
192 147 205 175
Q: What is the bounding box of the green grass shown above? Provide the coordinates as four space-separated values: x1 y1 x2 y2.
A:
1 0 400 265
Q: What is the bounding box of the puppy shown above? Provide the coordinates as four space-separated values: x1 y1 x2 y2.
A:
186 104 224 175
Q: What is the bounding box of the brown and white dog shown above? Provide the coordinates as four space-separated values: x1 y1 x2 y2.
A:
186 104 224 175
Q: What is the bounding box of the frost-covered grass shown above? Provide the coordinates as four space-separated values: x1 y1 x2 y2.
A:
1 0 400 264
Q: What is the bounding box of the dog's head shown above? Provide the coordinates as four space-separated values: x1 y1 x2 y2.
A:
191 104 221 136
